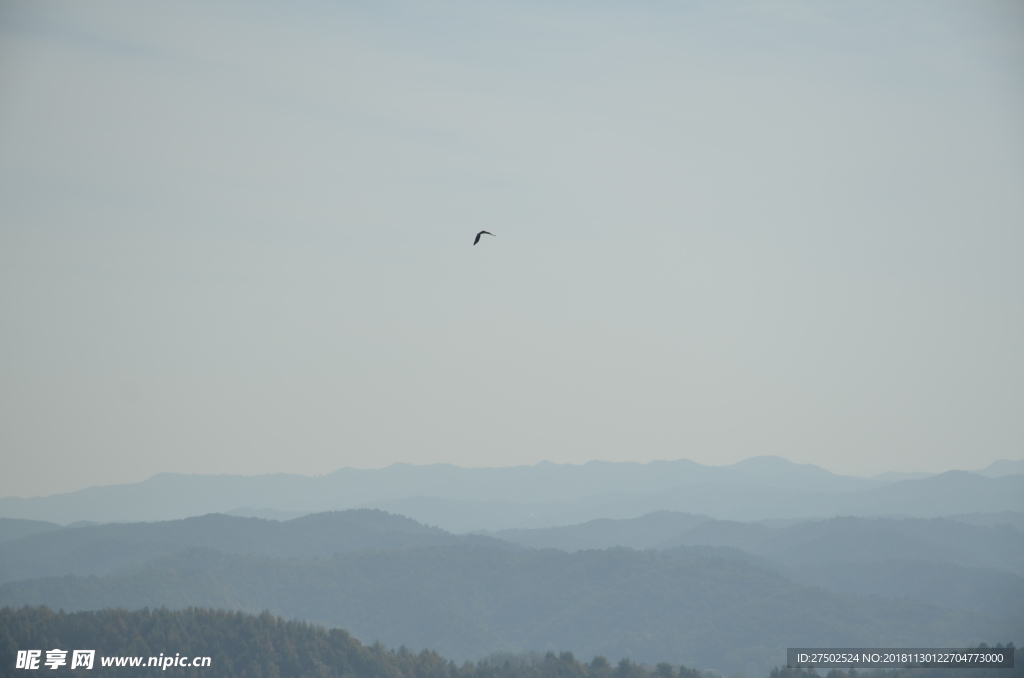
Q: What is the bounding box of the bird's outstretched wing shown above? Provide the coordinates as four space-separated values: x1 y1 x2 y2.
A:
473 230 494 246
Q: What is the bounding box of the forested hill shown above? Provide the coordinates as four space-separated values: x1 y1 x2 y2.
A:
3 546 1017 677
1 607 1019 678
0 606 702 678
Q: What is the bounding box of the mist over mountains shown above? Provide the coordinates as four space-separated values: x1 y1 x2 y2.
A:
1 508 1021 676
1 457 1022 529
2 457 1021 677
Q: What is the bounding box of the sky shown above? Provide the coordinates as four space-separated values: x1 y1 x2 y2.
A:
1 0 1023 499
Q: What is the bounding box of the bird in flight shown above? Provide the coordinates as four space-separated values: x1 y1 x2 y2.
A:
473 230 495 246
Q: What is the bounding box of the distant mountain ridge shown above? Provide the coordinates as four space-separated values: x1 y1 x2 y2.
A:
0 456 869 524
972 459 1024 478
0 510 515 584
490 512 1024 574
489 512 713 551
0 517 61 543
0 457 1021 527
366 473 1024 532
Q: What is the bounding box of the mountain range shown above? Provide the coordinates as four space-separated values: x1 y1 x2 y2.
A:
0 508 1021 677
1 457 1022 529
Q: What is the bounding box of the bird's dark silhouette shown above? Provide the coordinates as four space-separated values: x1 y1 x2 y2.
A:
473 230 495 246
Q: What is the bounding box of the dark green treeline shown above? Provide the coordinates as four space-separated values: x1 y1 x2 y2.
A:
2 607 1019 678
0 606 703 678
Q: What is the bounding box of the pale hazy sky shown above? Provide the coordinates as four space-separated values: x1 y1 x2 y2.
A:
1 0 1022 498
